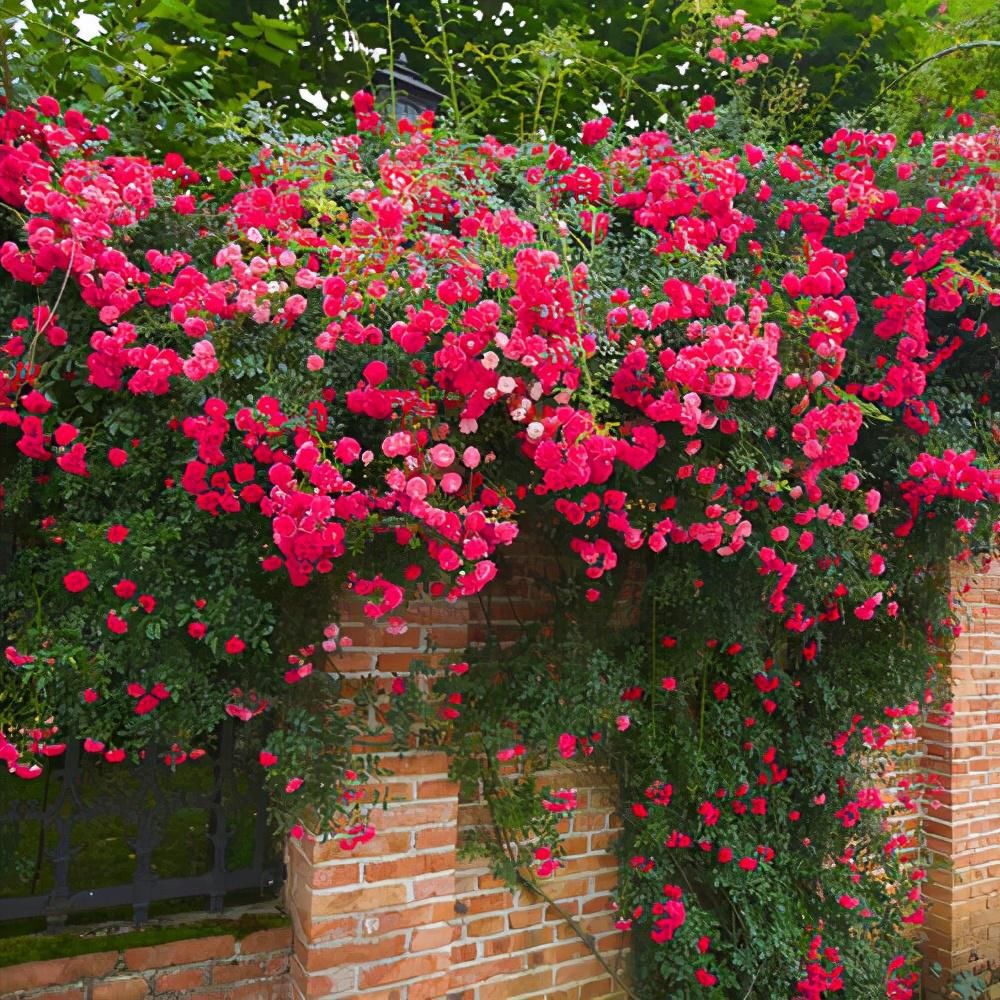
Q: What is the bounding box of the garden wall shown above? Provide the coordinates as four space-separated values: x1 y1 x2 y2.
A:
284 578 630 1000
8 559 1000 999
285 752 628 1000
0 922 292 1000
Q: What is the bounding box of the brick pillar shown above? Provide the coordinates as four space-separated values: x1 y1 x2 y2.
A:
286 750 460 999
923 559 1000 996
284 591 469 999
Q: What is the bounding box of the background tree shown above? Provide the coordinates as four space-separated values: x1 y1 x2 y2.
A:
1 0 991 163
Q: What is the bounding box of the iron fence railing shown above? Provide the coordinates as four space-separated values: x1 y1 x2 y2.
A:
0 719 283 929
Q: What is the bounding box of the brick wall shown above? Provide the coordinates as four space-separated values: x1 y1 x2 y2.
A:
922 558 1000 998
285 750 628 1000
284 580 629 1000
1 924 292 1000
15 552 998 998
451 768 629 1000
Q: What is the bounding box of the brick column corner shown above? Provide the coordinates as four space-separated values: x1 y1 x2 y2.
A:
285 750 459 1000
922 559 1000 998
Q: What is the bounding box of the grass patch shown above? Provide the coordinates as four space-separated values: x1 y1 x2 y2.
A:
0 911 289 968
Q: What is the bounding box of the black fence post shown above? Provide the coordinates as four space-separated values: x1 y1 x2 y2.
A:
45 740 78 931
207 720 234 914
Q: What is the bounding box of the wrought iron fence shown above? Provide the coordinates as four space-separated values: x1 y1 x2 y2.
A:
0 720 283 929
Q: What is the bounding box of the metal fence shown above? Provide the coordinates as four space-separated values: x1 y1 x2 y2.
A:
0 720 283 929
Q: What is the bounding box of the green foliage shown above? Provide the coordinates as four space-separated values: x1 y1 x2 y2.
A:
0 12 996 990
869 2 1000 136
1 0 994 161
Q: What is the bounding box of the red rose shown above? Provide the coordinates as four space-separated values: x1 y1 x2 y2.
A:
580 116 613 145
63 570 89 593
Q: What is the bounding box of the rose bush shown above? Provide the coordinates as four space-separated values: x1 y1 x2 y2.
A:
1 47 998 996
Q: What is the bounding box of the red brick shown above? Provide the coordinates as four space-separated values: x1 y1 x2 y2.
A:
342 624 422 648
125 936 235 971
372 901 456 934
238 926 293 956
477 873 508 890
447 956 525 989
374 779 418 803
466 915 506 937
407 975 456 1000
155 967 208 992
544 877 592 902
238 985 290 1000
482 929 549 958
378 752 451 776
508 904 547 928
289 912 358 946
2 952 119 990
410 924 456 951
478 969 554 999
405 603 469 626
358 951 449 988
264 953 290 976
377 803 459 832
305 830 412 862
296 933 406 972
458 889 514 915
417 779 460 800
414 826 457 850
423 625 470 649
92 977 151 1000
377 652 451 673
450 942 478 964
308 863 362 890
382 799 458 828
211 958 269 984
366 852 455 883
303 882 408 917
289 956 356 997
413 874 456 901
324 651 374 673
579 975 619 999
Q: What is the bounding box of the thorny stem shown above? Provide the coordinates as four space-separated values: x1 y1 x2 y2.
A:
698 653 708 752
431 0 461 128
0 21 13 108
26 242 76 380
515 871 639 1000
384 0 397 120
860 41 1000 121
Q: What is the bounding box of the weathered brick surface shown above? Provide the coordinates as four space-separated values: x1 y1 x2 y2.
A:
2 952 119 992
5 917 293 1000
10 592 632 1000
124 936 235 972
91 976 150 1000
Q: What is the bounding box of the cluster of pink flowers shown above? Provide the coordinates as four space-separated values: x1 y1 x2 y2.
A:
706 9 777 80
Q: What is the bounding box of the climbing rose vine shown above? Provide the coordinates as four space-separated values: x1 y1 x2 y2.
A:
0 75 998 997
